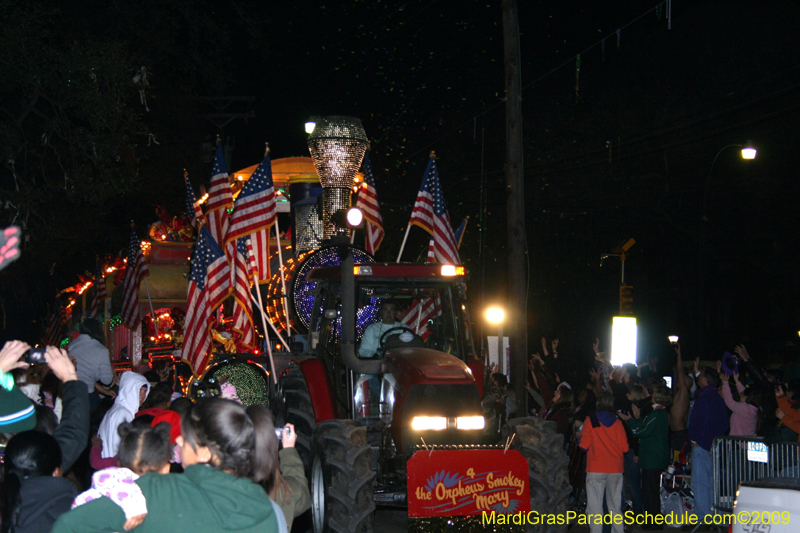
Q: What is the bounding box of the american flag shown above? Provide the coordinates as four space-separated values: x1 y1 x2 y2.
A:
401 296 442 340
230 237 255 349
226 149 277 247
89 257 107 318
425 217 467 263
182 226 231 375
120 226 149 330
248 230 272 283
408 153 460 265
44 301 65 346
185 172 204 228
205 142 232 251
355 150 384 255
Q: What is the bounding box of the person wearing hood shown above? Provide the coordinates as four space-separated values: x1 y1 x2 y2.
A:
52 398 283 533
68 319 114 408
1 430 76 533
578 391 629 533
97 371 150 458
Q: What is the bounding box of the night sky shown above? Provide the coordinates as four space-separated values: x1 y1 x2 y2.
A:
1 0 799 368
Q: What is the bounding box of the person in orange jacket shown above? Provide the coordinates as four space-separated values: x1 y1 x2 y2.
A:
775 384 800 437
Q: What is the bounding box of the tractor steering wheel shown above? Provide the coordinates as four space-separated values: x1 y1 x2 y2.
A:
378 326 416 350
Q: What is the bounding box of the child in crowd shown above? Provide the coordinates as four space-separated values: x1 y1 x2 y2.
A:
73 421 172 530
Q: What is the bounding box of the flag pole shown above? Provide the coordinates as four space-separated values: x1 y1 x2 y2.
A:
143 277 158 335
272 219 291 335
251 287 278 385
396 223 412 262
250 292 290 357
132 220 157 334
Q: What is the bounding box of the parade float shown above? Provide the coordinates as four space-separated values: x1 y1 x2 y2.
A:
46 116 571 533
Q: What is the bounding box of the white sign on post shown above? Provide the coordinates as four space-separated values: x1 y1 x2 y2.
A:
746 441 768 463
486 336 510 376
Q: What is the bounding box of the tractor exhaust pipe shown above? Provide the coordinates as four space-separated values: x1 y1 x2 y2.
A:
341 246 383 375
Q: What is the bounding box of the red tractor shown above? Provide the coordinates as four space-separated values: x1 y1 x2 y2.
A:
276 249 570 533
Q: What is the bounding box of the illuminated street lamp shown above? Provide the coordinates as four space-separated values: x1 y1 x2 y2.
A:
741 141 757 160
702 141 757 221
611 316 638 366
485 306 506 373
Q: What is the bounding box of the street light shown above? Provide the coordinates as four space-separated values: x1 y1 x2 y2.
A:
485 306 506 373
702 142 757 221
741 140 757 160
611 316 638 366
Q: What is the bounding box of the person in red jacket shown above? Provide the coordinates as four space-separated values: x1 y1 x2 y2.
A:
578 391 629 533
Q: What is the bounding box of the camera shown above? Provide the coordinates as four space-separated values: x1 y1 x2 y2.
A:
23 347 47 365
275 426 290 439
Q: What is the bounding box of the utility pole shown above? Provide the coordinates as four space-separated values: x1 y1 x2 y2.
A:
502 0 527 414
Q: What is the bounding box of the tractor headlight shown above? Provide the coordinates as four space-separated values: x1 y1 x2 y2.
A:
411 416 447 431
456 416 485 430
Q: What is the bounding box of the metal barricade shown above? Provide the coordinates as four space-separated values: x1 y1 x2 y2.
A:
711 436 800 515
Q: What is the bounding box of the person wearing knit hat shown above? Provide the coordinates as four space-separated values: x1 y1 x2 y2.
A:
0 342 44 433
0 387 36 433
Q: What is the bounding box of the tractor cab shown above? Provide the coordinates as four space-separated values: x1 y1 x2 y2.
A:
306 263 478 426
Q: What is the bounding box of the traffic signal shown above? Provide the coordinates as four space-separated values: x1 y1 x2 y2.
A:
619 285 634 315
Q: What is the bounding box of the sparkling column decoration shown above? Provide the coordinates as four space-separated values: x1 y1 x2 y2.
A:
307 116 368 241
289 174 324 256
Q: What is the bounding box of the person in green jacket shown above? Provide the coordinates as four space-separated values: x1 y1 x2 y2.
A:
52 398 283 533
620 383 671 530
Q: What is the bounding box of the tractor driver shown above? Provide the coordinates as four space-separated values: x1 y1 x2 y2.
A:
358 300 403 359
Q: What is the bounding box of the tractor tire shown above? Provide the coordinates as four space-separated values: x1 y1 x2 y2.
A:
502 417 572 533
310 419 375 533
279 367 316 471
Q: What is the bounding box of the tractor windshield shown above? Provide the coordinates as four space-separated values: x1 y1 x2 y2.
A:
308 278 475 363
354 279 473 361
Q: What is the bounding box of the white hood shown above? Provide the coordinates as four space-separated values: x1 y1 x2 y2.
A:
97 371 150 458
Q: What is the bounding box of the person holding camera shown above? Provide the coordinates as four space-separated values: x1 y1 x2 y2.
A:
271 423 311 532
0 342 90 472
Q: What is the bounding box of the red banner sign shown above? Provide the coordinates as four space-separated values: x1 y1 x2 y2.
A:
407 449 530 517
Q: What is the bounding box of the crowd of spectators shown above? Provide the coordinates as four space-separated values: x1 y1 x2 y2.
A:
3 316 798 533
0 319 311 533
483 335 794 531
